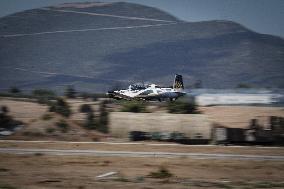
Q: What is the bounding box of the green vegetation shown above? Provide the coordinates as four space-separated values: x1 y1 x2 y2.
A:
0 106 23 130
0 184 17 189
167 100 198 114
32 89 56 98
78 92 102 101
0 88 57 105
49 98 71 117
0 168 9 172
148 167 173 179
120 101 147 113
56 120 69 133
113 177 129 182
9 87 21 94
251 181 284 188
97 101 109 133
84 111 96 130
65 85 76 98
1 106 9 114
45 127 55 134
22 131 44 137
0 92 33 99
32 89 57 104
79 104 93 113
41 113 53 121
82 101 109 133
236 83 252 89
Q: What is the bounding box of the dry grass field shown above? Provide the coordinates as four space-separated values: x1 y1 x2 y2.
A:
200 106 284 128
0 153 284 189
1 98 284 188
1 97 284 141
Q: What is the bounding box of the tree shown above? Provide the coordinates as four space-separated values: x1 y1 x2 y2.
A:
84 111 97 130
49 98 71 117
65 85 76 98
97 101 109 133
79 104 93 113
32 89 56 98
236 83 251 89
56 120 70 133
33 89 57 104
9 87 21 94
1 106 9 114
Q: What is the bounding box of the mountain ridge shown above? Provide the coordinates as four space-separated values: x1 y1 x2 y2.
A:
0 2 283 92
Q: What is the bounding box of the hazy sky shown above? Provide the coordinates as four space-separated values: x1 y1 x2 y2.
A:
0 0 283 37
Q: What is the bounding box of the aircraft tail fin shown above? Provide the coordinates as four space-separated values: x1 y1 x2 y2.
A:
173 74 184 90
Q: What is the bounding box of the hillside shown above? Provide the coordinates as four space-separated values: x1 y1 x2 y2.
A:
0 2 283 92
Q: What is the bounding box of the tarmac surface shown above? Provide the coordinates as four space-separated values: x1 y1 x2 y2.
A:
0 147 284 161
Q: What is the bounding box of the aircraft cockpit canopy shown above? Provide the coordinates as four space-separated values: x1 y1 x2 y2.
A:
128 84 146 91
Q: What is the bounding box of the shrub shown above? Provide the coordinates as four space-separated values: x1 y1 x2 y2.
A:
65 85 76 98
0 110 23 130
97 101 109 133
32 89 56 98
9 87 21 93
121 101 147 113
56 120 69 133
167 100 198 114
1 106 9 114
148 167 173 179
22 131 44 137
41 113 53 121
32 89 56 104
84 112 97 130
49 98 71 117
79 104 93 113
236 83 251 88
45 127 55 134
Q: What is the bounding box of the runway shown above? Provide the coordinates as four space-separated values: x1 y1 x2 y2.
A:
0 148 283 161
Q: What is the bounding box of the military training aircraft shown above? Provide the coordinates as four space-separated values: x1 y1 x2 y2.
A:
107 74 186 101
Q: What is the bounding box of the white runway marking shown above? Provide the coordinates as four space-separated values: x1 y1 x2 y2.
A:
40 8 176 23
0 147 283 161
1 22 177 38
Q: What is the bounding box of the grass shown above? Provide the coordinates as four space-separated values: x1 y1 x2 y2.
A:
34 153 44 156
148 167 173 179
113 177 129 182
45 127 55 134
252 181 284 188
41 113 53 121
0 184 17 189
0 168 9 172
56 120 70 133
120 101 148 113
23 131 44 137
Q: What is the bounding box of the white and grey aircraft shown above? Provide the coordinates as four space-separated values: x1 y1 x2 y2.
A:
107 74 186 101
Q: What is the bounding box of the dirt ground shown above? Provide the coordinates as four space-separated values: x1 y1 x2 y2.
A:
0 153 284 189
